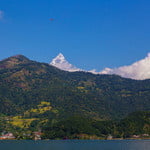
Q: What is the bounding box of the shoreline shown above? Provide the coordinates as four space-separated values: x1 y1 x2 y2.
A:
0 138 150 141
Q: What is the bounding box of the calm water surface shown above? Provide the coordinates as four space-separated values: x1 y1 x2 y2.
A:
0 140 149 150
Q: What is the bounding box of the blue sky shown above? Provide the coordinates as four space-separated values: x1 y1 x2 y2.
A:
0 0 150 71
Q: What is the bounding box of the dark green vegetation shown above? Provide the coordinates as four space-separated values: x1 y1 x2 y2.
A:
42 111 150 139
0 55 150 139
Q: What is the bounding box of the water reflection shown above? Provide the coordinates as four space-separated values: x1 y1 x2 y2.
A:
0 140 149 150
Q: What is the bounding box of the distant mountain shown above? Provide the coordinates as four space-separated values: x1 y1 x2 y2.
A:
50 53 81 72
50 53 150 80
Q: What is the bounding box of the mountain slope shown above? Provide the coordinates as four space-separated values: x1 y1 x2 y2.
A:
0 55 150 120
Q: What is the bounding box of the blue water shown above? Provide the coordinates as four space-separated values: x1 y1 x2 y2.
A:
0 140 149 150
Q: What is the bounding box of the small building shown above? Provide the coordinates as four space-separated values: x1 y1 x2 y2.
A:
142 134 149 137
132 135 140 138
33 132 42 140
0 132 15 140
107 135 113 140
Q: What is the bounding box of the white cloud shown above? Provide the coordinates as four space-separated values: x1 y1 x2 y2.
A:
0 10 4 20
99 53 150 80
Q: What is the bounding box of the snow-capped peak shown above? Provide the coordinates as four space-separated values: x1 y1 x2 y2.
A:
50 53 81 72
51 53 66 64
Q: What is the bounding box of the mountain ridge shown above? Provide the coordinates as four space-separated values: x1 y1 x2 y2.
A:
0 55 150 120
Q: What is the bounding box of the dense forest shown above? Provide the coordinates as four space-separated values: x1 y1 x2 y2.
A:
0 55 149 139
0 111 149 139
42 111 150 139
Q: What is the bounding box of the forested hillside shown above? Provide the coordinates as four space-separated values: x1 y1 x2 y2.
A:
0 55 150 120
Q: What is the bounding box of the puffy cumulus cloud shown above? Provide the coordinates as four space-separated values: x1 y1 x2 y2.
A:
100 53 150 80
0 10 4 20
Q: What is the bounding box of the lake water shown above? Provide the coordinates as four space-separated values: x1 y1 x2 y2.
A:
0 140 149 150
